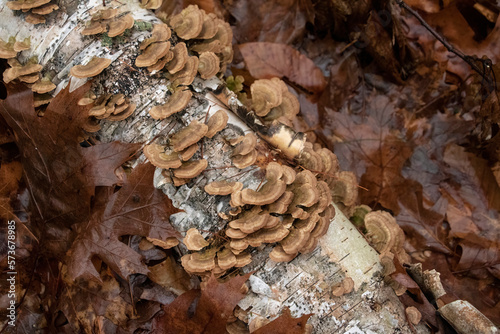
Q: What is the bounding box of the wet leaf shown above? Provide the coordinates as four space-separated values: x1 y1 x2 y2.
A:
239 42 326 93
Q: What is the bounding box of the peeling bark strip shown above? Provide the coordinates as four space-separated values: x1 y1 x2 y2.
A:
0 1 417 332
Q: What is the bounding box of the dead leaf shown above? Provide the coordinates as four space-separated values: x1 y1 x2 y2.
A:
253 307 312 334
152 273 251 334
228 0 314 44
239 42 326 93
0 83 140 230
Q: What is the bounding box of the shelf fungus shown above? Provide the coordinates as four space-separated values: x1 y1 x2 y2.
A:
70 57 112 78
81 8 120 36
205 110 229 138
204 181 243 196
3 58 42 84
241 162 287 206
331 277 355 297
250 78 287 117
135 41 170 68
144 143 182 169
364 210 410 264
197 51 220 79
169 5 204 40
230 133 258 169
107 14 135 38
184 228 209 251
172 55 199 86
140 0 162 10
31 77 56 94
84 93 136 125
173 159 208 179
7 0 58 24
149 89 192 120
170 120 208 152
140 23 171 50
165 42 188 74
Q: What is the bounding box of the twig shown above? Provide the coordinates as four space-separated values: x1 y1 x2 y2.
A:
395 0 494 87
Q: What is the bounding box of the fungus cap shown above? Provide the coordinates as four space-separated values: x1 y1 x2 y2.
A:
197 12 218 39
135 41 170 68
140 23 171 50
0 39 17 59
250 78 284 117
149 89 192 120
232 133 257 156
166 42 188 74
25 13 46 25
3 62 43 83
31 78 56 94
81 21 107 36
240 162 286 205
170 120 208 152
173 159 208 179
184 228 209 251
108 14 134 37
18 73 40 83
217 248 237 270
280 227 309 255
92 8 118 20
205 110 228 138
204 181 243 196
7 0 51 10
264 90 300 123
173 56 199 86
179 144 198 161
31 3 58 15
70 57 112 78
364 210 405 255
269 245 297 263
232 149 258 169
13 38 31 52
229 207 268 234
107 103 136 121
169 5 204 40
198 51 220 79
234 252 252 267
143 143 182 169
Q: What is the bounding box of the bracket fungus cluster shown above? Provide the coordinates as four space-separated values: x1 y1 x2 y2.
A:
70 57 112 78
144 115 227 187
183 161 337 277
230 133 258 169
6 0 59 25
79 93 136 132
81 8 134 37
250 78 300 125
3 55 56 107
364 210 411 296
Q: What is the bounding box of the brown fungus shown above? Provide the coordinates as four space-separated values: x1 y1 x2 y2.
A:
13 38 31 52
31 3 58 15
216 248 237 270
364 211 405 256
141 0 162 10
108 14 134 37
240 162 286 205
264 90 300 123
81 21 107 36
181 249 216 274
250 78 285 117
7 0 51 10
231 133 257 156
31 77 56 94
198 51 220 79
140 23 171 50
70 57 112 78
179 144 198 161
135 41 170 68
0 39 17 59
269 245 297 263
170 119 208 152
232 149 258 169
173 159 208 179
3 60 42 84
143 143 182 169
280 227 309 255
329 171 358 207
25 13 46 24
184 228 209 251
204 181 243 196
197 12 218 39
229 207 269 234
173 55 199 86
149 89 192 120
166 42 188 74
205 110 228 138
169 5 204 40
